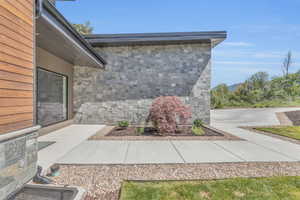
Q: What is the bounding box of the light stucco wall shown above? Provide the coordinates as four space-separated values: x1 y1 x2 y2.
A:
36 47 74 121
74 43 212 125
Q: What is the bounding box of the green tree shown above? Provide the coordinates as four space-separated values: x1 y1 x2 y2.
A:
234 81 253 103
211 84 230 108
248 71 269 90
282 51 293 77
210 66 300 109
73 21 93 35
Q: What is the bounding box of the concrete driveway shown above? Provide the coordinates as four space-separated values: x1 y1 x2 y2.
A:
51 107 300 165
210 107 300 161
211 107 300 127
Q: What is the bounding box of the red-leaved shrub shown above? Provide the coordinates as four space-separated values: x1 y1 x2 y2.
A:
147 96 192 135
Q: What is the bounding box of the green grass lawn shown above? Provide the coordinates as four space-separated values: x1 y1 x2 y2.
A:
120 176 300 200
255 126 300 140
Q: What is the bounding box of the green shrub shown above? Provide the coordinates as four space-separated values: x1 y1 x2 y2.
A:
118 121 129 128
193 119 204 128
192 126 205 136
213 100 224 109
136 127 144 135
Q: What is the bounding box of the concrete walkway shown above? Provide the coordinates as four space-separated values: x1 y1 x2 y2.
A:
38 124 105 171
52 107 300 165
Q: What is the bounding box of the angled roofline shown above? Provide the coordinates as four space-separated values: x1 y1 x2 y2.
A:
85 31 227 47
37 0 107 67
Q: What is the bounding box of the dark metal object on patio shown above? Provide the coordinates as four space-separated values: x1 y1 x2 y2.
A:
33 166 52 184
48 164 61 177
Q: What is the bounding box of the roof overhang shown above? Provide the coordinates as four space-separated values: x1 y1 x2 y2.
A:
36 0 106 68
85 31 227 48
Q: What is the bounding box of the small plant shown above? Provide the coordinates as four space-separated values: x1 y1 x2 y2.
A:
118 121 129 129
192 125 205 136
192 119 205 136
193 119 204 128
136 127 144 135
147 96 192 135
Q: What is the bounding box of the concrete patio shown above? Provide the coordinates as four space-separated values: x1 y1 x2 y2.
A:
38 107 300 169
38 124 105 171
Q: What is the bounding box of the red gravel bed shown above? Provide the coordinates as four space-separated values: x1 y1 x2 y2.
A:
89 125 242 141
107 126 221 137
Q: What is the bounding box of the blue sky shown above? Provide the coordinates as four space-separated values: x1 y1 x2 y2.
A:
57 0 300 87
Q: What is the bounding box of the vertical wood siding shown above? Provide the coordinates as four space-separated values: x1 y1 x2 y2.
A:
0 0 34 134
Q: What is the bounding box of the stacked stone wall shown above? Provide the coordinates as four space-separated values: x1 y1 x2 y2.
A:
74 43 212 124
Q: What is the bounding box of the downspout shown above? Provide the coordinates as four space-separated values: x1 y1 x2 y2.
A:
36 0 43 19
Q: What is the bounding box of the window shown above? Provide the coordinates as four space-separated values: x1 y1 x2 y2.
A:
37 68 68 127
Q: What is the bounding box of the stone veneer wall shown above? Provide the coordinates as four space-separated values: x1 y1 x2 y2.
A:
74 43 212 125
0 130 38 200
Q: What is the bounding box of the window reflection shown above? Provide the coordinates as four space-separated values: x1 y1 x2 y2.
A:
37 68 68 127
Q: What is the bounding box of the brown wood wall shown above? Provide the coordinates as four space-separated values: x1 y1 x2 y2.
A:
0 0 34 134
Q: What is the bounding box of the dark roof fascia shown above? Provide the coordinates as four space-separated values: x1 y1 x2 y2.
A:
85 31 227 47
39 0 107 66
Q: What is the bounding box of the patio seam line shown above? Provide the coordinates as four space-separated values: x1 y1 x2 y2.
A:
38 125 107 170
55 138 97 163
123 141 131 164
245 140 299 161
41 141 82 168
212 141 246 162
235 127 300 161
170 140 186 163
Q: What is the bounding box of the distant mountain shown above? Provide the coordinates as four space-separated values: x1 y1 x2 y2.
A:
228 83 242 91
212 83 242 91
